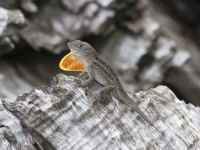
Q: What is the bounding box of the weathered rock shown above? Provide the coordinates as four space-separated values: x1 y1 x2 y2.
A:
19 0 141 53
0 7 26 37
99 28 190 92
0 6 26 56
0 59 34 99
0 0 17 9
61 0 94 13
0 37 14 56
0 0 38 13
1 74 200 149
21 1 38 13
0 100 36 150
147 2 200 105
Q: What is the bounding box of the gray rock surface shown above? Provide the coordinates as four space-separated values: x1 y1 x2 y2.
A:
0 100 36 150
1 74 200 149
19 0 140 53
0 6 26 56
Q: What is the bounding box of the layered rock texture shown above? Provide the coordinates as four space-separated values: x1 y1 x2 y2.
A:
1 74 200 149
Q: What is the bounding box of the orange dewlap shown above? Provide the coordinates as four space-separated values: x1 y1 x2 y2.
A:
59 53 86 71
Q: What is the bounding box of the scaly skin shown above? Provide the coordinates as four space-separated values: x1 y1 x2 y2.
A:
67 40 153 125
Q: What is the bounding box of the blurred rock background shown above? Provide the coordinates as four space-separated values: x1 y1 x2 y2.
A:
0 0 200 105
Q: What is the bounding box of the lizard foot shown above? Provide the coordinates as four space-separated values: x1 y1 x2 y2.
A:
77 72 89 79
72 78 84 87
92 96 102 105
92 96 110 105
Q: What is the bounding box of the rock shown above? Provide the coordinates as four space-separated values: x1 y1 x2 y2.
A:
0 100 36 150
0 59 34 99
19 0 142 53
1 74 200 149
99 28 189 92
21 1 38 13
0 7 27 56
0 7 27 37
0 37 14 56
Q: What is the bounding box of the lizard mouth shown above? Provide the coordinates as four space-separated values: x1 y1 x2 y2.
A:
68 41 90 57
59 52 86 71
67 45 88 57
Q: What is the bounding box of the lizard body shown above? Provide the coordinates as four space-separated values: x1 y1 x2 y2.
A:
67 40 153 125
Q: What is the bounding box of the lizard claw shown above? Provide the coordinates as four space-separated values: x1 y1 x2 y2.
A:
90 95 102 105
73 78 84 87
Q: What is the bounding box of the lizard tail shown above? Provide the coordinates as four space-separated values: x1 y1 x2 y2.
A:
131 104 153 126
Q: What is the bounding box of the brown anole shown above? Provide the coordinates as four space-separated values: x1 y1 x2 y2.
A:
60 40 153 125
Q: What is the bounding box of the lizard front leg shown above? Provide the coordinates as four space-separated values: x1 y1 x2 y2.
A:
73 72 89 86
77 68 94 87
77 72 88 79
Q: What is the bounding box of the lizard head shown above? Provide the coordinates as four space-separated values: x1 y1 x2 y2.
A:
67 40 97 59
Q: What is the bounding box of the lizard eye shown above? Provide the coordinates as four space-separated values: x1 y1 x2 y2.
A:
77 44 84 49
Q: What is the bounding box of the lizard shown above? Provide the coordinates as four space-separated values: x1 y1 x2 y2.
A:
59 40 153 125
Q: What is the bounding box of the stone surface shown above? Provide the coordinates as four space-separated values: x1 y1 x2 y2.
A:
0 6 26 56
0 100 36 150
19 0 139 53
1 74 200 149
99 28 189 92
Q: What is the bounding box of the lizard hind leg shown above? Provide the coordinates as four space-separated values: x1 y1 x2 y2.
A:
90 85 115 116
98 85 116 105
90 94 109 119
